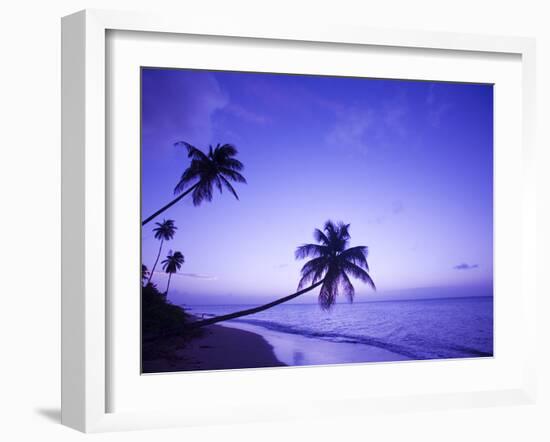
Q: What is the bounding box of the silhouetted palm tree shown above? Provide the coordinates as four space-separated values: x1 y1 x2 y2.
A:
142 143 246 225
190 221 375 328
141 264 149 286
295 220 375 309
147 219 177 286
161 250 185 296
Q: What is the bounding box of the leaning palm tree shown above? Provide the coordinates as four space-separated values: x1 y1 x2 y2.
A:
142 142 246 225
161 250 185 296
146 219 177 286
190 220 375 328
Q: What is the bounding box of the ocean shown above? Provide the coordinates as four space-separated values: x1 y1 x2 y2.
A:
188 296 493 365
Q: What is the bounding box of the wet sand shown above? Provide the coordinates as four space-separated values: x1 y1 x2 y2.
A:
221 321 411 367
142 323 285 373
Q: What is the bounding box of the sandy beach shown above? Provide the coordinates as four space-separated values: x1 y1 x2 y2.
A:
142 322 285 373
143 316 411 374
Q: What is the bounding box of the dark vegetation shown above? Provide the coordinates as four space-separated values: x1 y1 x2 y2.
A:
141 283 201 364
142 283 189 339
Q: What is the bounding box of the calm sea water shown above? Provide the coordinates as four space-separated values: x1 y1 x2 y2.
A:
190 297 493 360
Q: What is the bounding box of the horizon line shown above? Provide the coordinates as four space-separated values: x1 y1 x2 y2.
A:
180 293 494 308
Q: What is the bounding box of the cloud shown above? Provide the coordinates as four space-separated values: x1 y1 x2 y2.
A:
245 76 341 115
325 90 409 155
453 263 479 270
150 271 218 280
224 104 271 125
426 84 452 127
325 108 373 154
180 273 219 280
428 103 452 127
140 69 230 205
141 69 229 153
367 202 403 225
382 100 408 137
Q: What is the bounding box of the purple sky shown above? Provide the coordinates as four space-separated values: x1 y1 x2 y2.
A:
141 68 493 306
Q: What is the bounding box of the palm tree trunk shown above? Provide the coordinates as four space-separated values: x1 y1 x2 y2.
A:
146 239 163 285
165 272 172 295
142 182 199 225
188 279 324 329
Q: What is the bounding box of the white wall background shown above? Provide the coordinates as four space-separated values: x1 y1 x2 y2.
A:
0 1 548 441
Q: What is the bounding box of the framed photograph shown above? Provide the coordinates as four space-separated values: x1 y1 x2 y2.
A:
61 9 538 432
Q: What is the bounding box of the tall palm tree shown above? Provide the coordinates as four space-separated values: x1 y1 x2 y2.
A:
146 219 177 286
190 221 375 328
142 142 246 225
161 250 185 296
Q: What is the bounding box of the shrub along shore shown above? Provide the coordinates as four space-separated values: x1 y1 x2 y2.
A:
141 285 284 373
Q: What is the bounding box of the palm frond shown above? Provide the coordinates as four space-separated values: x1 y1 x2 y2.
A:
339 246 369 270
161 250 185 274
324 220 337 239
153 219 177 241
219 168 247 183
192 180 214 206
175 141 209 161
174 160 203 194
221 158 244 171
341 261 376 290
313 228 330 246
161 250 174 269
338 222 351 241
172 251 185 265
214 176 223 194
295 243 329 260
339 271 355 302
297 256 329 289
215 143 238 158
319 269 339 310
219 175 239 200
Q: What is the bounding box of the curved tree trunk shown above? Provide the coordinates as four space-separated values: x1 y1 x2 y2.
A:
147 239 163 285
188 279 324 329
165 272 172 296
142 182 199 226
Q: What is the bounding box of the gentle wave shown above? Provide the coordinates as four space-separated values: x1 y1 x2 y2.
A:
193 296 494 360
223 317 420 358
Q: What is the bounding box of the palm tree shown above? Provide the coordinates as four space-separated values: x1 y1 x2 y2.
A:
142 142 246 225
161 250 185 296
146 219 177 286
141 264 149 286
190 220 375 328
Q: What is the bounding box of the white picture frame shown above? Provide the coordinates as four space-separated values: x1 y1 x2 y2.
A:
61 9 538 433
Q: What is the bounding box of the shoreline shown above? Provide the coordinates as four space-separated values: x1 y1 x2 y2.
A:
142 321 286 373
142 315 411 373
221 321 411 366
